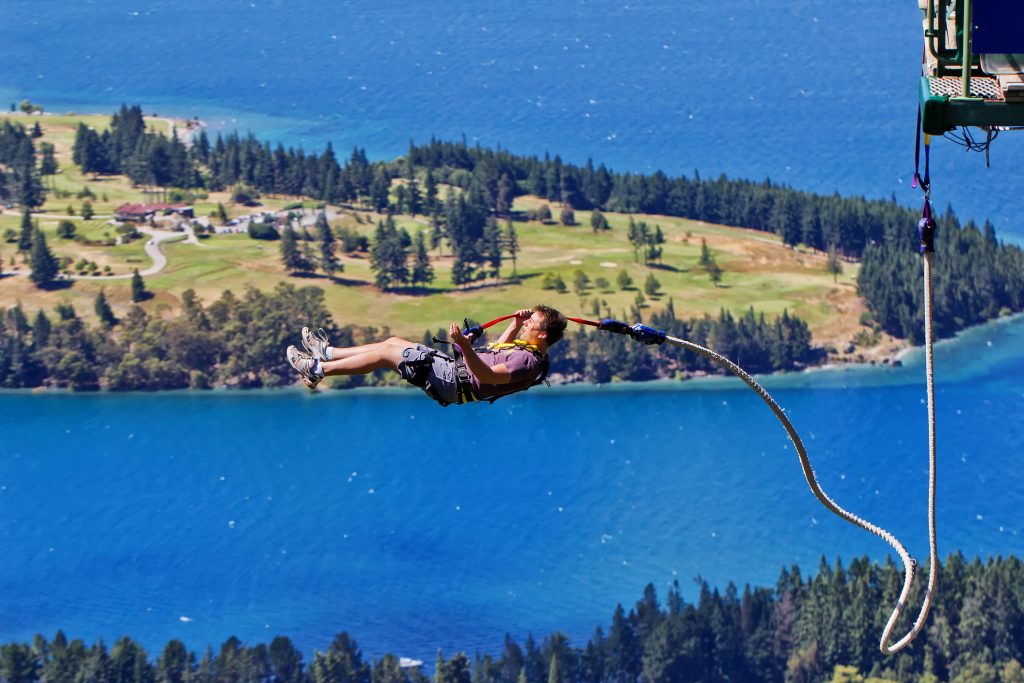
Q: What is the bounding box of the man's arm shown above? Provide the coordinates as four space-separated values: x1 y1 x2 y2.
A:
451 323 512 385
494 308 533 344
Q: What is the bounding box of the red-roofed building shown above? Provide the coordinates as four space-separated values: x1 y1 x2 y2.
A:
115 203 194 222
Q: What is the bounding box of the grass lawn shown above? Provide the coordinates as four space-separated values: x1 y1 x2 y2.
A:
2 195 868 350
123 197 863 346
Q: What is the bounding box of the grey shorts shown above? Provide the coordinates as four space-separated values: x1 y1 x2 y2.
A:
397 344 459 404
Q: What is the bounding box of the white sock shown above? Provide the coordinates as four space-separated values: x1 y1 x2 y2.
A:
325 346 334 360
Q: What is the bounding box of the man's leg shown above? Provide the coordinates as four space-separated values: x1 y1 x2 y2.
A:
320 338 415 376
323 337 416 361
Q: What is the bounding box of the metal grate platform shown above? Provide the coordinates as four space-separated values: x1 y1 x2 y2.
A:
926 76 1003 100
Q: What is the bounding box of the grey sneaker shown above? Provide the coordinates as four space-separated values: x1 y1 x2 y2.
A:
287 345 321 389
302 326 331 362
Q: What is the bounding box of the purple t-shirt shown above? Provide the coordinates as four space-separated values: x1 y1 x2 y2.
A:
467 348 544 400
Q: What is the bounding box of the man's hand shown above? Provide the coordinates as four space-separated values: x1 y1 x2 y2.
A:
513 308 533 323
450 322 471 350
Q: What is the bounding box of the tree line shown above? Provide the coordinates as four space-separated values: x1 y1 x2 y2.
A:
857 214 1024 343
0 282 816 391
3 553 1022 683
549 300 817 382
0 283 342 390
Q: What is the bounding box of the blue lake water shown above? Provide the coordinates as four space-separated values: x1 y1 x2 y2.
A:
2 0 1024 662
0 0 1022 241
3 315 1024 660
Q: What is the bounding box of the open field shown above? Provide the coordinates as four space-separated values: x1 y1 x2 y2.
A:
0 112 900 362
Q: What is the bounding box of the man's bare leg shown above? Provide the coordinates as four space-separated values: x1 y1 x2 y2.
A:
320 344 408 377
324 337 416 361
295 336 419 388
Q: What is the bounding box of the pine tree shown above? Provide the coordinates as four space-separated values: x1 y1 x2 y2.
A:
369 217 408 290
406 175 422 216
31 309 51 348
827 244 843 282
699 238 712 267
131 269 147 302
573 270 591 300
94 289 118 328
15 140 44 208
484 218 502 281
369 167 391 212
434 650 444 683
560 204 575 226
430 215 445 255
301 240 317 274
423 170 439 216
315 212 340 276
707 258 723 288
644 273 662 297
39 142 58 178
505 218 519 277
411 231 434 287
29 229 58 287
627 217 641 262
496 173 513 217
56 220 76 239
18 207 34 252
279 226 306 273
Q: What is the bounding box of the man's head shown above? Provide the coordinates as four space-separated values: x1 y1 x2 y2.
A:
520 304 568 349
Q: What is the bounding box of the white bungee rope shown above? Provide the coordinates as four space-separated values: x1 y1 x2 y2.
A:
649 250 938 654
477 245 940 653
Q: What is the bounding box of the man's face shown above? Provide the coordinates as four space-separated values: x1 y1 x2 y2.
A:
519 311 548 344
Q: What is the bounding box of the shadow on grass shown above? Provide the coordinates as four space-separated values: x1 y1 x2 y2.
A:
40 279 74 291
387 285 450 296
290 271 372 288
388 275 531 296
648 263 681 273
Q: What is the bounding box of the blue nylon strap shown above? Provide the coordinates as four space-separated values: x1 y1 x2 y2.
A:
597 319 666 345
630 324 667 345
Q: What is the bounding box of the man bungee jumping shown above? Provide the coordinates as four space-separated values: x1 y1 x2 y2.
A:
285 305 568 405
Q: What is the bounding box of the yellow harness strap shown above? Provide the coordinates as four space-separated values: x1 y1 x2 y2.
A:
486 340 541 353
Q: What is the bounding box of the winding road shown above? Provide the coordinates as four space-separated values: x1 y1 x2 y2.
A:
6 225 187 281
68 226 183 280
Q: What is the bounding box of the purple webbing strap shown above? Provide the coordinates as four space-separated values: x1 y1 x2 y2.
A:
914 103 922 189
923 140 930 189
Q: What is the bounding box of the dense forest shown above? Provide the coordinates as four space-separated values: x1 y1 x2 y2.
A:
2 553 1022 683
5 106 1024 346
0 284 816 390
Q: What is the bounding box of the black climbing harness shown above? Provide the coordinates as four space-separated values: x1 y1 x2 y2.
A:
430 325 550 406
